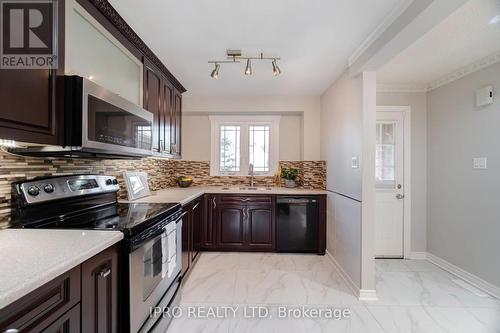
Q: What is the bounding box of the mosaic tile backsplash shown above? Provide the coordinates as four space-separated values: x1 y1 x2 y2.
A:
0 149 325 227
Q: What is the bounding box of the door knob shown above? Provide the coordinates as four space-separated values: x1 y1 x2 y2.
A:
396 194 404 199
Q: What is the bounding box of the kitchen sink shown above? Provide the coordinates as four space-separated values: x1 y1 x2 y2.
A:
221 187 273 191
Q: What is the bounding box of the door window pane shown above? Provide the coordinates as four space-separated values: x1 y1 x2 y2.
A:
249 125 270 172
376 122 396 188
220 125 241 172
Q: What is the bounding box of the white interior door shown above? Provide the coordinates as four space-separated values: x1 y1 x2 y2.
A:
375 111 405 258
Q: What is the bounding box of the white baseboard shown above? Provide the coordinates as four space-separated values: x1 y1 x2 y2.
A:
426 252 500 300
408 252 427 260
325 250 378 301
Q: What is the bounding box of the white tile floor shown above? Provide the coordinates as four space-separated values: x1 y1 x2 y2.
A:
167 252 500 333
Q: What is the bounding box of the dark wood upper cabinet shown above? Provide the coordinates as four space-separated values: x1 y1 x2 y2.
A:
143 59 182 158
81 245 118 333
0 0 185 151
0 0 64 145
144 62 162 153
171 89 182 157
162 83 174 155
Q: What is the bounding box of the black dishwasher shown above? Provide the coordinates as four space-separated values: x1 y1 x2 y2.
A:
276 196 319 253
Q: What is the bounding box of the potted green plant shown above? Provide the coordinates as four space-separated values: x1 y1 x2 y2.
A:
281 168 299 188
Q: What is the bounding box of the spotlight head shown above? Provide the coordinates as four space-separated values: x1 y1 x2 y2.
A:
245 59 252 75
272 59 281 76
210 63 220 79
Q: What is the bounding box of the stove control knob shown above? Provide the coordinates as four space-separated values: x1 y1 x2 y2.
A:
112 179 118 185
27 186 40 196
43 184 55 193
105 179 113 186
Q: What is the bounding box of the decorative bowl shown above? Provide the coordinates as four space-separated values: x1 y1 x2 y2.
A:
177 177 193 188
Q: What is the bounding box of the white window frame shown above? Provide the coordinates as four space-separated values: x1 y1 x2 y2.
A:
210 115 280 176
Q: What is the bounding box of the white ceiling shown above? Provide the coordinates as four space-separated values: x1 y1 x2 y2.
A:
108 0 402 96
377 0 500 87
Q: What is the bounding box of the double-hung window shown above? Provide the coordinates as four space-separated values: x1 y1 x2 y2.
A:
210 116 280 176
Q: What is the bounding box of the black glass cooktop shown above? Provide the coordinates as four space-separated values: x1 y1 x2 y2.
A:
12 201 180 237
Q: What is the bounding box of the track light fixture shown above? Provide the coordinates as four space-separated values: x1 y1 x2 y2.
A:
208 49 282 79
210 63 220 79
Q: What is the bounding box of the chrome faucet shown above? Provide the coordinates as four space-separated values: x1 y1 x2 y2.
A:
249 163 255 187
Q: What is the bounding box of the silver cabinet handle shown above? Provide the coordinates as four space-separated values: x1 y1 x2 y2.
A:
99 268 111 278
192 202 200 211
212 197 216 209
396 194 404 200
3 329 19 333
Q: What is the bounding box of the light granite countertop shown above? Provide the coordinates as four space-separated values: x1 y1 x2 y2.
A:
121 186 327 206
0 229 123 310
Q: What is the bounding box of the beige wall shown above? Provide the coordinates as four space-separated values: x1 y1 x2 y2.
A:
320 70 376 294
182 114 303 161
427 62 500 288
377 91 428 253
182 95 320 161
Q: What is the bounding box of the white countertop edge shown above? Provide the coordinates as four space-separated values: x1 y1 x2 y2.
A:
121 187 327 206
0 231 123 310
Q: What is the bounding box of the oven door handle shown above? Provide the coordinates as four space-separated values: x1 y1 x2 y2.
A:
129 214 182 251
130 227 166 251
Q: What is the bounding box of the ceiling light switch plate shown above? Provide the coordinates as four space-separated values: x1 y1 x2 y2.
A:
476 85 494 107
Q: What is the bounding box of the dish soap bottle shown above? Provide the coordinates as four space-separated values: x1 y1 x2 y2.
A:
274 166 282 187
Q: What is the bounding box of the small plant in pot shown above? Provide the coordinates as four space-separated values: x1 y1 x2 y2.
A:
281 168 299 188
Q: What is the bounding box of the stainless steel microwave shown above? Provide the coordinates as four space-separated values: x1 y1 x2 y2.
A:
11 76 153 158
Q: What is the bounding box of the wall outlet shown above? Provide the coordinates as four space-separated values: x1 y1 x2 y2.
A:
351 156 360 169
473 157 487 169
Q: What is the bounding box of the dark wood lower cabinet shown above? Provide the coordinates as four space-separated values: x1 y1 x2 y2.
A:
182 197 203 278
246 205 275 251
81 245 118 333
203 195 276 252
200 194 326 254
217 205 246 249
0 267 80 333
202 195 218 249
41 304 80 333
0 245 118 333
191 198 202 262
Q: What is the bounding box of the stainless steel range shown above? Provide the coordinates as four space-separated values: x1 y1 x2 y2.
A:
11 174 182 333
